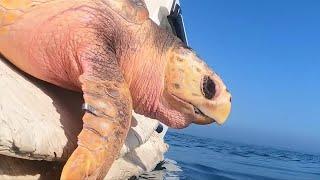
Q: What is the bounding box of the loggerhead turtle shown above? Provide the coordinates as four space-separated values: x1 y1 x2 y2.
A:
0 0 231 179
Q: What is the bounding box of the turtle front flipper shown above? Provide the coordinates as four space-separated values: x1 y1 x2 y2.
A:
61 72 132 179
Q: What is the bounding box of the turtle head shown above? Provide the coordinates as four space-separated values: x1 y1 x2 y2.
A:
159 44 231 128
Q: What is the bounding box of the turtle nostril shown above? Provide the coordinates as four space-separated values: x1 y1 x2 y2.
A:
202 75 216 99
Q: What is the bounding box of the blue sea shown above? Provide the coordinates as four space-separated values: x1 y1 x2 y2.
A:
138 131 320 180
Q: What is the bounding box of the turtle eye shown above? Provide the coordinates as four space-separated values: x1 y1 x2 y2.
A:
202 76 216 99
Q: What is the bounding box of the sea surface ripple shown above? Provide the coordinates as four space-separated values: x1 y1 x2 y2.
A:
139 131 320 180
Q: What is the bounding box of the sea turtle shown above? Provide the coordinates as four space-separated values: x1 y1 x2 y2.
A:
0 0 231 179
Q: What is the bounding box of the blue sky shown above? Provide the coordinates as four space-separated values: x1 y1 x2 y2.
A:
172 0 320 154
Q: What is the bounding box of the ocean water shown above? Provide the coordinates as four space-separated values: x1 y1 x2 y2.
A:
138 131 320 180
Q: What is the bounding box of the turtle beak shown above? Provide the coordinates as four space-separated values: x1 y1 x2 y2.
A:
193 89 231 125
193 74 232 125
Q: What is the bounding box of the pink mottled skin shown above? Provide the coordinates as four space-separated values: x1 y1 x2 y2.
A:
0 1 190 128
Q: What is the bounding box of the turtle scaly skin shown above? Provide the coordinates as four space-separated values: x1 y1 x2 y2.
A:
0 0 231 179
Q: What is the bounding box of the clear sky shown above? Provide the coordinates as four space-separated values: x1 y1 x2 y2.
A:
172 0 320 154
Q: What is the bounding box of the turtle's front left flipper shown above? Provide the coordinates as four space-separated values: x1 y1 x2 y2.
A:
61 72 132 179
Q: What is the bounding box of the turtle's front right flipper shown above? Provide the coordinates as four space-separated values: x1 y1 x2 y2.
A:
61 74 132 180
